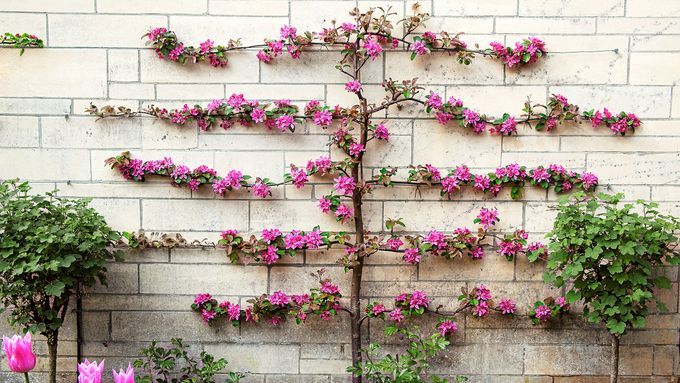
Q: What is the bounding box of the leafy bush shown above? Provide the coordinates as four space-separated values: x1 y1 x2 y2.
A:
349 325 467 383
133 338 244 383
0 179 122 383
545 192 679 382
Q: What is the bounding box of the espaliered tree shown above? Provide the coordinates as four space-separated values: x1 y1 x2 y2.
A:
90 7 641 382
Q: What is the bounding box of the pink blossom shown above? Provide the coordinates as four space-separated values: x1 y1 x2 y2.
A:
476 284 492 301
426 92 443 109
362 37 383 59
345 80 362 93
411 40 429 55
201 309 216 322
206 98 224 113
374 123 390 140
220 229 239 239
424 164 441 181
148 27 167 41
441 176 459 195
313 110 333 127
212 178 229 195
389 308 404 322
498 240 523 260
112 364 134 383
372 303 387 316
317 197 332 213
531 166 551 183
476 208 499 230
555 296 567 308
269 316 282 325
257 50 272 63
472 300 489 317
422 31 437 41
348 142 365 157
250 108 266 123
335 204 354 223
435 112 453 125
280 25 297 39
284 230 305 249
473 175 491 191
340 22 357 32
454 165 471 182
227 304 240 321
199 39 214 54
262 245 280 265
438 320 458 336
290 166 308 189
425 229 447 250
304 229 323 248
188 179 201 191
320 281 340 295
403 248 421 264
553 94 569 107
227 93 246 111
535 305 552 321
293 294 311 305
333 176 356 196
580 172 598 189
310 156 332 174
168 43 184 60
262 228 282 243
546 117 558 131
499 117 518 135
591 110 603 128
448 97 464 107
320 311 332 320
498 299 516 315
269 291 290 307
275 114 295 132
251 181 271 198
409 290 430 309
225 169 243 189
194 293 213 306
470 247 484 259
386 237 403 250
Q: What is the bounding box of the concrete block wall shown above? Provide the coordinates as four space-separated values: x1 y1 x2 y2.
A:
0 0 678 382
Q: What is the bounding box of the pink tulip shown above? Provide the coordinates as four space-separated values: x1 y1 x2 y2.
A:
78 359 105 383
112 363 134 383
2 333 37 374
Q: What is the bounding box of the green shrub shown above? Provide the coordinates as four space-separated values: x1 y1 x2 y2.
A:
545 192 679 382
0 179 122 383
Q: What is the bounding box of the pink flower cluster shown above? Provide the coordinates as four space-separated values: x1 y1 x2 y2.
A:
530 296 569 324
407 163 599 198
106 152 276 198
146 27 228 67
459 285 516 318
489 37 546 68
146 94 302 132
425 91 642 136
588 108 641 135
191 279 343 326
216 227 353 264
108 152 346 201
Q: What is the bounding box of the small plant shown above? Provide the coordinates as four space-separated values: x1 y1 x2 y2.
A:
0 179 121 383
545 192 680 383
0 32 43 54
348 325 467 383
133 338 244 383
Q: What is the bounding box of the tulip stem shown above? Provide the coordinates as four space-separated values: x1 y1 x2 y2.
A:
24 372 30 383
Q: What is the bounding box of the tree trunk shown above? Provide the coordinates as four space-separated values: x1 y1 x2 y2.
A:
350 158 366 383
610 334 619 383
47 332 59 383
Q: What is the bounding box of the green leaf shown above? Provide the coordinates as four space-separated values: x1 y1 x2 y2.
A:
44 281 66 297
